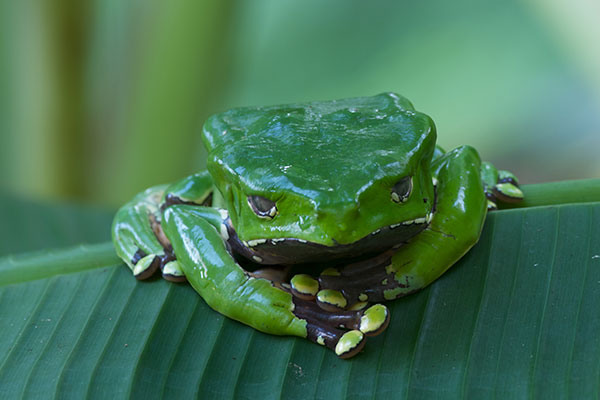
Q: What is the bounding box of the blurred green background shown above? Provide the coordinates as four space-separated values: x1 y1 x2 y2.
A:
1 0 599 207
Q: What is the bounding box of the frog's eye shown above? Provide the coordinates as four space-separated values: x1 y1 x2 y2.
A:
247 195 277 219
391 176 413 203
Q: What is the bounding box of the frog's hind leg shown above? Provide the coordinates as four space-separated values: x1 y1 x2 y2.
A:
112 172 213 282
161 205 390 358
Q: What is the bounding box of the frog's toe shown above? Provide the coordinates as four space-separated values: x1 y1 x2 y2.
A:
493 181 524 203
486 180 523 207
290 274 319 300
305 322 366 358
316 289 348 311
161 259 187 283
359 304 390 336
335 330 366 359
132 252 161 280
309 324 365 358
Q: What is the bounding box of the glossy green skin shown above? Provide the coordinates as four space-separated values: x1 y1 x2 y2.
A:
113 93 513 355
204 93 435 245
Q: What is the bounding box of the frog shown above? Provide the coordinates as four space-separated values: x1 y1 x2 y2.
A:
112 92 523 358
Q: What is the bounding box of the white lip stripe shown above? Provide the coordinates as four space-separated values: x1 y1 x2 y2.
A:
240 215 431 247
247 239 267 247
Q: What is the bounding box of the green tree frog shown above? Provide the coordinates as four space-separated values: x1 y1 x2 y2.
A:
112 93 523 358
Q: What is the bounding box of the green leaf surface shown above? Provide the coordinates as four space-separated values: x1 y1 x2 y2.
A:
1 193 599 399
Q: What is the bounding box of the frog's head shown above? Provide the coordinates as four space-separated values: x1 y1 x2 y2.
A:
203 93 436 264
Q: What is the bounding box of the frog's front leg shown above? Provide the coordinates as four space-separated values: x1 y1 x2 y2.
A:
111 172 213 282
435 145 523 210
318 145 489 304
161 204 389 358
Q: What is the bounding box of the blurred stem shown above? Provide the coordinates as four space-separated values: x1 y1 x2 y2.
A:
103 0 236 206
0 242 120 286
499 178 600 209
47 0 90 199
525 0 600 111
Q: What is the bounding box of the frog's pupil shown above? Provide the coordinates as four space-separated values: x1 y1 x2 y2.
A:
391 177 412 203
248 195 277 218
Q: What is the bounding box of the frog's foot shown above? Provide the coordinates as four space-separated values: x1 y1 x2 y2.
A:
112 185 187 283
480 162 524 210
284 272 390 357
291 294 390 358
260 270 390 357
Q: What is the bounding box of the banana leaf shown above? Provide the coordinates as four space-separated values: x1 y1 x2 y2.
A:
0 182 599 399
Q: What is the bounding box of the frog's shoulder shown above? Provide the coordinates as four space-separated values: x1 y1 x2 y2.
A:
202 92 421 151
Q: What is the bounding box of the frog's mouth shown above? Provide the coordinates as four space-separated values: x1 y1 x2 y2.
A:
225 213 433 266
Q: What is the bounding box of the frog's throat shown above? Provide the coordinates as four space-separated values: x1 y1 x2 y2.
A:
224 212 433 266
